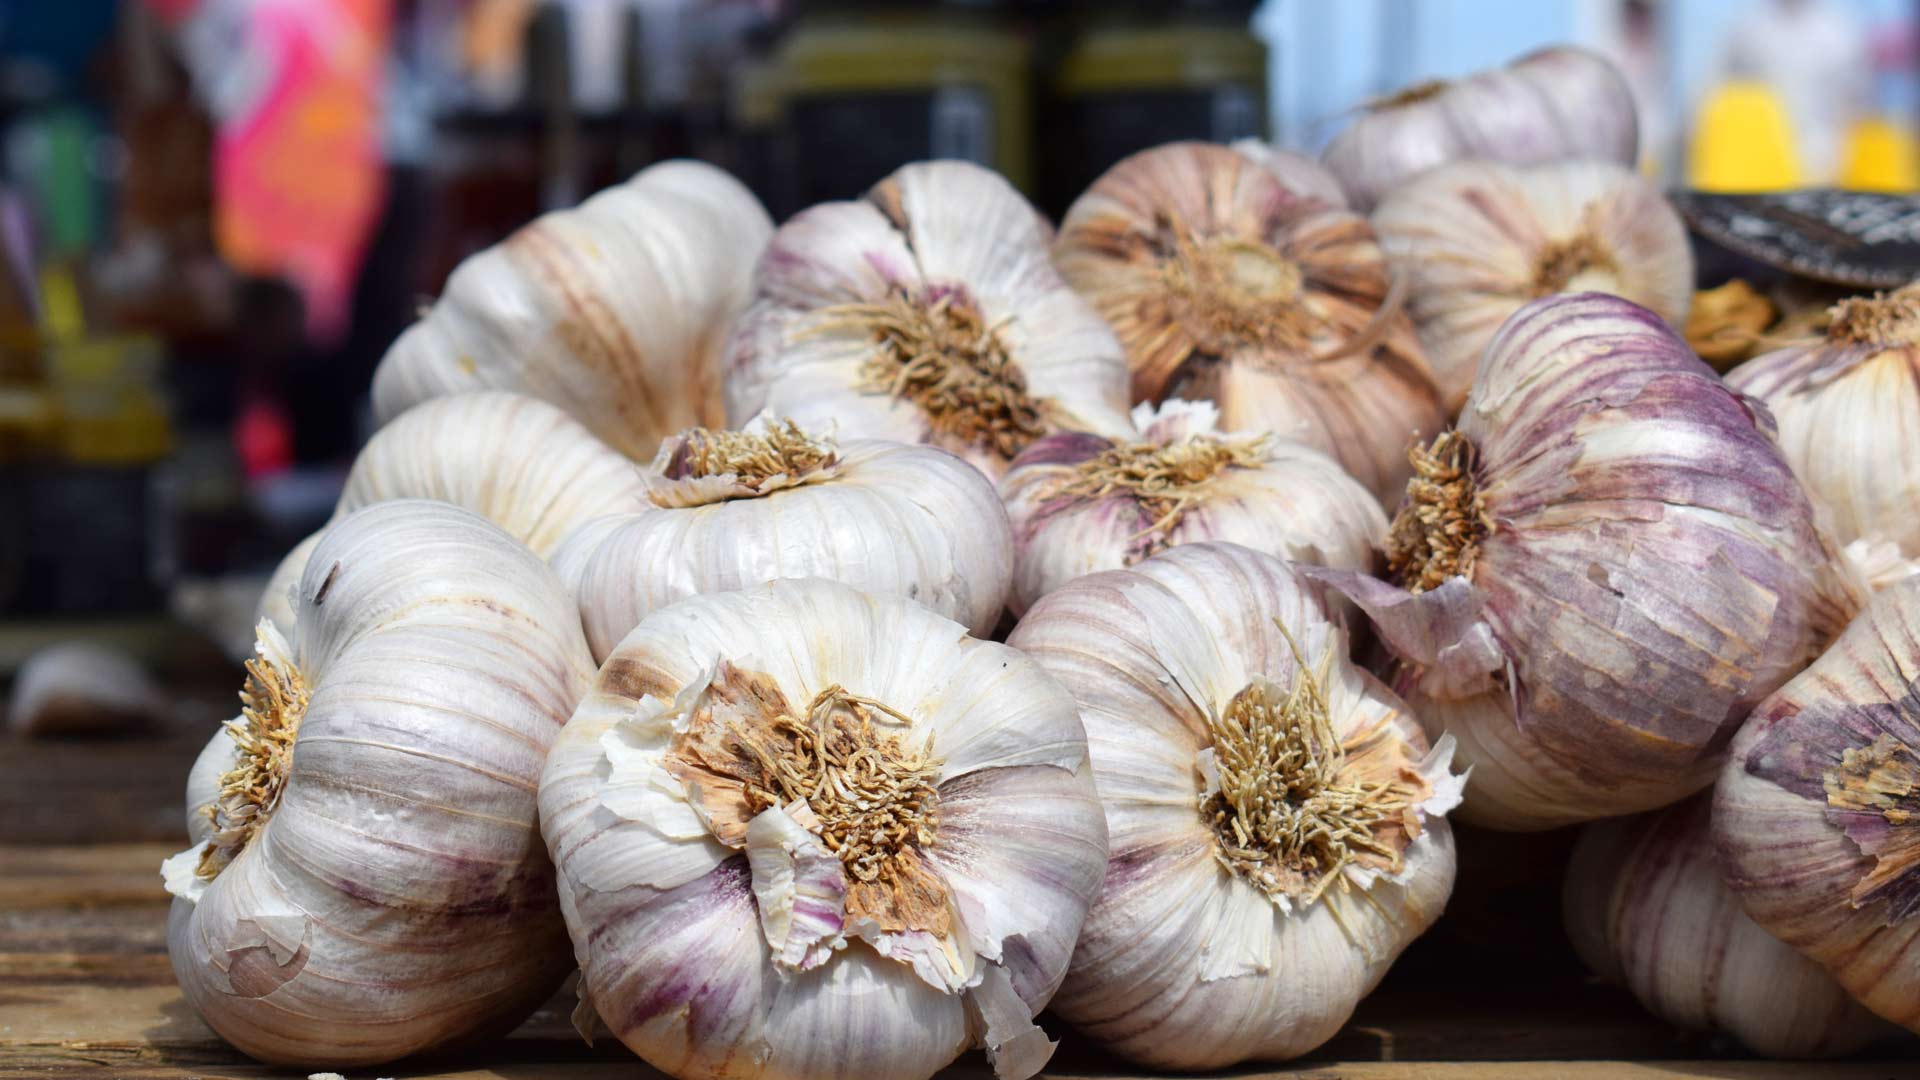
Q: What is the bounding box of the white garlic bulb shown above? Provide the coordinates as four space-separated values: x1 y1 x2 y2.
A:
540 577 1107 1080
164 500 595 1065
1716 575 1920 1035
7 641 166 736
1053 141 1444 503
373 160 772 460
1318 293 1853 830
1322 45 1639 212
556 420 1012 661
725 160 1133 479
1373 159 1693 412
998 399 1384 616
1566 794 1895 1057
1728 283 1920 560
1009 542 1461 1069
257 391 653 635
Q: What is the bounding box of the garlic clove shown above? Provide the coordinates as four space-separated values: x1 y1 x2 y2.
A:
1009 542 1459 1068
727 160 1134 480
1322 45 1639 212
256 391 653 636
167 500 594 1066
1054 141 1444 503
999 398 1385 616
373 161 771 460
1567 794 1898 1058
7 641 167 736
566 421 1012 662
1372 159 1694 412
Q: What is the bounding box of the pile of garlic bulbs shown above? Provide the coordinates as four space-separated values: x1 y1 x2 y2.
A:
165 53 1920 1069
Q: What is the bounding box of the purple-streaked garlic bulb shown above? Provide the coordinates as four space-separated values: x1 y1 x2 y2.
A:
1318 292 1855 831
1322 45 1639 212
998 399 1384 616
1010 543 1461 1068
1053 141 1444 503
540 578 1107 1080
1727 283 1920 561
1716 575 1920 1036
1373 159 1693 413
725 160 1133 480
1566 794 1895 1057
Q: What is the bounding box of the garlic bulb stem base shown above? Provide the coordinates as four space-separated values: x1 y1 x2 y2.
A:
1386 431 1491 594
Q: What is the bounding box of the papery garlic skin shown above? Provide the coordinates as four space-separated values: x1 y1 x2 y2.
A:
164 500 595 1066
7 642 166 736
1727 284 1920 560
1566 794 1894 1058
1053 141 1444 503
1009 543 1460 1069
559 422 1012 661
257 391 652 635
725 160 1132 480
999 399 1384 616
373 160 772 460
1323 293 1851 831
1322 45 1638 212
540 578 1107 1080
1716 576 1920 1034
1373 159 1693 412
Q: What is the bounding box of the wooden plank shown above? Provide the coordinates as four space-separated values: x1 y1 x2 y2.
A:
0 730 214 846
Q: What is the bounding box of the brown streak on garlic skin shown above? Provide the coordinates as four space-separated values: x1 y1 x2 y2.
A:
1371 79 1450 109
664 662 950 936
1387 431 1494 594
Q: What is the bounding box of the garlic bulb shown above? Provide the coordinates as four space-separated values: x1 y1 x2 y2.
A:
1322 45 1638 212
1566 794 1894 1057
557 420 1012 661
257 391 653 635
1372 159 1693 412
1008 542 1461 1069
373 160 772 460
163 500 595 1065
998 399 1385 616
7 641 166 736
1727 284 1920 560
1053 141 1444 502
1318 292 1852 831
540 577 1106 1080
724 160 1133 479
1716 575 1920 1034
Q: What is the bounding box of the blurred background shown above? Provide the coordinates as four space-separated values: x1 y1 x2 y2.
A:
0 0 1915 687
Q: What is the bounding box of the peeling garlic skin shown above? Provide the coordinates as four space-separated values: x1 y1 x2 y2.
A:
1727 284 1920 562
541 579 1107 1080
999 399 1385 616
167 501 594 1066
1321 45 1638 212
1717 576 1920 1034
372 160 772 461
1372 159 1694 413
1325 293 1853 831
725 160 1133 480
1567 795 1896 1058
1053 141 1444 503
1009 543 1459 1069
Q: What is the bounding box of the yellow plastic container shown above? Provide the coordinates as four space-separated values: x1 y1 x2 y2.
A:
1688 80 1800 193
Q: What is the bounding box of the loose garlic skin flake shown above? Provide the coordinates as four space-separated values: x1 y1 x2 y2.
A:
257 391 653 636
999 399 1384 616
555 421 1012 661
1009 543 1460 1069
373 160 772 460
1717 577 1920 1036
1053 141 1444 503
1566 795 1894 1058
1373 159 1693 412
725 160 1133 480
164 501 595 1066
541 578 1107 1080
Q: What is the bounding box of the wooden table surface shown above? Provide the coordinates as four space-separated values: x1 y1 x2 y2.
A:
3 690 1914 1080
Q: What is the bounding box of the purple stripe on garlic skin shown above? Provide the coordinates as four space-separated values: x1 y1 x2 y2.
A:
1317 292 1856 832
1716 575 1920 1036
